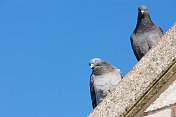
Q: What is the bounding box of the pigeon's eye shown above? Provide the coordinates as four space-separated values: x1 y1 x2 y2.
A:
95 61 97 63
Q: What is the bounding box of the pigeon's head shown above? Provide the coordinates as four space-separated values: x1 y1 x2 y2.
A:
138 5 149 17
89 58 104 69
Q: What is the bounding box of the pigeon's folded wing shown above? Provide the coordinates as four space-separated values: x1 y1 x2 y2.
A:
130 34 140 61
156 26 164 37
90 74 97 109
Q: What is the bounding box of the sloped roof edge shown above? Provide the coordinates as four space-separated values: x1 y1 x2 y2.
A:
88 23 176 117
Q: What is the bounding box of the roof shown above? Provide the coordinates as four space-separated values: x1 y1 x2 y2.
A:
88 23 176 117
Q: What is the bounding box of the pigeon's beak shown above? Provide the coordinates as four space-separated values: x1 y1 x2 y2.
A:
90 64 94 69
141 10 145 14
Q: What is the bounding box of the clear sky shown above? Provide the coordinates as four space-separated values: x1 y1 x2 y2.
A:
0 0 175 117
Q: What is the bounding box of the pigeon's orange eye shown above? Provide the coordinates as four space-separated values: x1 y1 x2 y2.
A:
95 61 97 63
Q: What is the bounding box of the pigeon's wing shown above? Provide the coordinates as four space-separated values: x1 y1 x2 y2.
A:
156 26 164 37
90 74 97 109
119 70 123 79
130 34 140 61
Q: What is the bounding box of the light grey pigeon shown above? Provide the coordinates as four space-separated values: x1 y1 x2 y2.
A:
89 58 123 109
130 5 163 61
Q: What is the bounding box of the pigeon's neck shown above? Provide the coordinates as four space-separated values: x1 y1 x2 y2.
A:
92 63 116 76
134 15 154 33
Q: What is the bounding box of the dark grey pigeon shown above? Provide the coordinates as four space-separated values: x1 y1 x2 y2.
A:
130 5 163 61
89 58 123 109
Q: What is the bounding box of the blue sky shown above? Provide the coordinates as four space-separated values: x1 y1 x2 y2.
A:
0 0 175 117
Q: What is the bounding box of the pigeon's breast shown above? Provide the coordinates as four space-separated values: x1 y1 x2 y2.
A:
93 69 121 104
132 29 161 57
134 30 161 45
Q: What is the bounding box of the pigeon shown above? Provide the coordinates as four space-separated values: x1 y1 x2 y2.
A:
89 58 123 109
130 5 164 61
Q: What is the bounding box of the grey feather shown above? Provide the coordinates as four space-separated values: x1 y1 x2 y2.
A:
90 75 97 109
89 58 123 109
130 5 163 61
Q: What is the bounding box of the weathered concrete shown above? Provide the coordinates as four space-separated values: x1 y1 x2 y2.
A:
88 23 176 117
144 109 172 117
145 80 176 112
141 77 176 117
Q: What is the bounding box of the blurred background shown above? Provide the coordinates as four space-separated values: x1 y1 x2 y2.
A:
0 0 175 117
